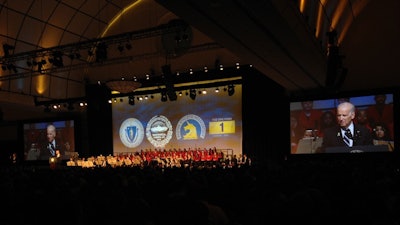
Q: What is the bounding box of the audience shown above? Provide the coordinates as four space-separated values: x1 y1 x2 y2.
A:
2 155 400 225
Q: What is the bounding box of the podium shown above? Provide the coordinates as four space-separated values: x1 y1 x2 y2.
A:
296 137 323 154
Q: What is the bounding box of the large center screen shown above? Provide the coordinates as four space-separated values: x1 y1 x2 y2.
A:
112 84 242 157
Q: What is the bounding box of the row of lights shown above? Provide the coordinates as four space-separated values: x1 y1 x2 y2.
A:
43 102 87 112
109 85 235 105
41 84 235 112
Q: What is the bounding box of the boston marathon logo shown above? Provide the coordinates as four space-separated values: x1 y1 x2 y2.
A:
119 118 144 148
146 115 173 148
176 114 206 140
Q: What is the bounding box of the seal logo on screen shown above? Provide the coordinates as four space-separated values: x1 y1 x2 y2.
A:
176 114 206 140
146 115 173 148
119 118 144 148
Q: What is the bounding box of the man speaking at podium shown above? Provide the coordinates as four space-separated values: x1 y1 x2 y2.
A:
320 102 373 153
40 124 65 160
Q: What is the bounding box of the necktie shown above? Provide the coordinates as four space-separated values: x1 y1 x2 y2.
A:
343 128 353 146
49 143 55 156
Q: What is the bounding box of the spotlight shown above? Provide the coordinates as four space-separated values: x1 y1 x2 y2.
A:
38 62 45 74
189 89 196 100
2 44 15 57
128 95 135 105
161 91 168 102
167 91 177 101
51 51 64 67
228 84 235 96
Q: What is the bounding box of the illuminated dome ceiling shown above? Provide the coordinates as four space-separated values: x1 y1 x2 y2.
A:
0 0 399 121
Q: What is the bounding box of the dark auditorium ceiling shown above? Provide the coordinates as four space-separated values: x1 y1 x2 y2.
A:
0 0 399 121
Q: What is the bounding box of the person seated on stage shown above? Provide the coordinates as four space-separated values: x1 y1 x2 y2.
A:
366 94 393 130
295 101 323 133
319 110 336 137
290 113 304 154
372 122 394 151
355 108 373 132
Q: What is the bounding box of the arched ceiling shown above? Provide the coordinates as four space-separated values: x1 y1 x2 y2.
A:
0 0 399 121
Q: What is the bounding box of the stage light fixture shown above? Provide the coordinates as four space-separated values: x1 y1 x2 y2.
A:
167 91 177 101
128 95 135 105
2 44 15 57
51 51 64 67
161 91 168 102
228 84 235 96
189 89 196 100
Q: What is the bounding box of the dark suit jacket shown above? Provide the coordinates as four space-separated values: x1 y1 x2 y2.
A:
39 139 65 160
320 124 373 152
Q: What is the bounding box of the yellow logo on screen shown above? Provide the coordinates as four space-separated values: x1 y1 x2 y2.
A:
209 120 235 134
183 121 197 140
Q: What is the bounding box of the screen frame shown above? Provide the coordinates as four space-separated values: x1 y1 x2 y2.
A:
21 116 80 162
288 88 398 157
111 82 243 158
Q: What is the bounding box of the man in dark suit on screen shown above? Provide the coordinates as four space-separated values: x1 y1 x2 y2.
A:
319 102 373 153
39 124 65 160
